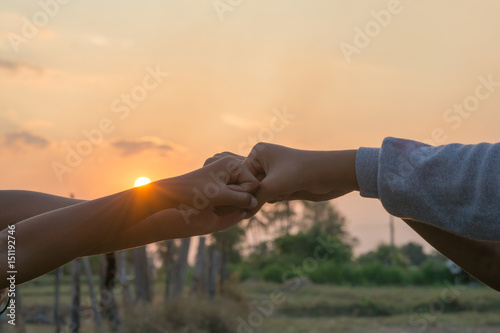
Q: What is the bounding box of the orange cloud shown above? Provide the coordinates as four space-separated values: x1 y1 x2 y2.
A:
2 130 50 151
112 137 176 157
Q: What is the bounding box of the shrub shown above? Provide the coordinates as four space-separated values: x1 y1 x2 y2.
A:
361 264 409 286
309 262 342 284
229 263 254 281
419 260 454 284
410 268 428 285
122 287 249 333
341 264 365 286
262 263 286 283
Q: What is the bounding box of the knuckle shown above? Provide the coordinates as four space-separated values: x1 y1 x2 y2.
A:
204 152 237 167
240 193 252 206
254 142 267 151
215 153 226 159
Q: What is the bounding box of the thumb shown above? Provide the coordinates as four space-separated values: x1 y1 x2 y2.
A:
228 181 258 193
241 181 274 218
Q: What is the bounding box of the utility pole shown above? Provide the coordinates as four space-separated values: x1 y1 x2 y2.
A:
389 215 395 265
54 267 63 333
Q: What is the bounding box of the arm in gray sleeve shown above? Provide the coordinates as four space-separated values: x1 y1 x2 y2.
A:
355 137 500 241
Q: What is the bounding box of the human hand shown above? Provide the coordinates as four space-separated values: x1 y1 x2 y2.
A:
95 206 250 256
132 207 248 241
205 143 359 218
242 143 359 217
165 155 259 216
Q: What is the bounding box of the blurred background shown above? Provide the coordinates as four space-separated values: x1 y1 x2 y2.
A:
1 1 500 332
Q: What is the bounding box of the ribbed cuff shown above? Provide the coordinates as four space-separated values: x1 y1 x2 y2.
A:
355 147 380 198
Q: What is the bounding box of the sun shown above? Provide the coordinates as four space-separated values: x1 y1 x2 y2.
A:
134 177 151 187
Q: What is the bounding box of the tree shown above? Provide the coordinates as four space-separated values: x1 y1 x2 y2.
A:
172 238 191 298
247 241 273 269
300 201 349 241
356 243 409 267
247 201 355 273
211 225 245 289
261 201 296 235
100 253 120 331
70 258 81 333
211 225 245 264
191 236 207 296
400 242 428 266
207 247 220 300
133 246 151 303
274 231 353 265
116 250 133 309
82 257 101 329
54 267 63 333
163 240 176 300
244 213 268 245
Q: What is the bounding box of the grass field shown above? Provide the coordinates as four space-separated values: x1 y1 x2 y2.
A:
1 276 499 332
239 280 500 333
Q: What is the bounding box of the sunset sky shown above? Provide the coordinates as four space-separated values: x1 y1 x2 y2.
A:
1 0 500 255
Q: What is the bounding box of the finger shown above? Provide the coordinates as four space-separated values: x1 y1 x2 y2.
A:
228 181 259 194
204 156 217 167
222 152 245 162
256 172 266 182
219 189 258 210
213 205 239 216
241 200 266 219
241 181 273 218
214 210 246 231
228 184 243 191
228 160 260 193
215 179 261 216
243 146 266 177
204 152 245 167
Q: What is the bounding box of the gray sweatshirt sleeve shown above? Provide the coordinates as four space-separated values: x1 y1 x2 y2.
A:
355 137 500 241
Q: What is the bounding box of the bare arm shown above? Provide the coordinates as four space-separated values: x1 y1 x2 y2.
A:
209 143 500 291
234 143 358 216
0 157 258 288
403 218 500 292
0 192 244 288
0 190 85 229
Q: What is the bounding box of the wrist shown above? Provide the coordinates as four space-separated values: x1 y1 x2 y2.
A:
132 178 181 212
305 149 359 194
341 149 359 192
153 177 188 209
